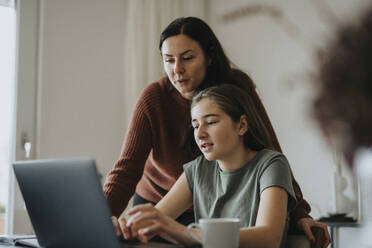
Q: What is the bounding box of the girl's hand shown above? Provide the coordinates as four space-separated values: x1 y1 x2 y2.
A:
297 218 331 248
111 216 132 240
126 203 198 246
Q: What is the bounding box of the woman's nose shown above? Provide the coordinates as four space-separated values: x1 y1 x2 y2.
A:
174 60 185 74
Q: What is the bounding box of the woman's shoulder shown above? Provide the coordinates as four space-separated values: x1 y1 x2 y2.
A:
141 76 169 98
230 68 256 92
135 76 173 109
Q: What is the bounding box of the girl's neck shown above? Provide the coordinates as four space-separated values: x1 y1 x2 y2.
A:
217 147 257 172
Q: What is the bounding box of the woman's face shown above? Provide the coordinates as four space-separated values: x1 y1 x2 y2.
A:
191 98 245 162
161 34 208 100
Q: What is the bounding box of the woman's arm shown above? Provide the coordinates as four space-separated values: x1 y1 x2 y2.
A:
103 85 157 217
239 186 288 248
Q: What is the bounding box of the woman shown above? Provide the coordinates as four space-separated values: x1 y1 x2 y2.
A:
123 84 297 248
104 16 329 245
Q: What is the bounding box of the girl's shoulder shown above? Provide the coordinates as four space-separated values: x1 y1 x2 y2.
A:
183 155 216 174
254 149 290 173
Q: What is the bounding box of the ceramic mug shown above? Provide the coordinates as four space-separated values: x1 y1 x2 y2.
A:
186 218 240 248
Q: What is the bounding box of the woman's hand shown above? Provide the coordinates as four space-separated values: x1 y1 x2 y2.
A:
297 218 331 248
126 203 198 246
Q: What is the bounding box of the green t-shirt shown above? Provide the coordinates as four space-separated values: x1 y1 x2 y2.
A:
183 149 297 247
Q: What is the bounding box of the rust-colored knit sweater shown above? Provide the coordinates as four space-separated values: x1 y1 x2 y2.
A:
104 71 311 228
104 77 194 217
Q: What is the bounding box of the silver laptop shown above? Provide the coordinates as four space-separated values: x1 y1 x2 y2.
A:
13 158 184 248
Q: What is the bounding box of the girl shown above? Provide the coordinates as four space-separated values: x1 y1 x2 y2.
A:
122 84 297 248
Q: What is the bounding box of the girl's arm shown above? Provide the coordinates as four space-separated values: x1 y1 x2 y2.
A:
156 173 193 218
239 186 288 248
125 173 197 245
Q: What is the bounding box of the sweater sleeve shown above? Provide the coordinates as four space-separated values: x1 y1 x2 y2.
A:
232 69 312 231
103 84 156 217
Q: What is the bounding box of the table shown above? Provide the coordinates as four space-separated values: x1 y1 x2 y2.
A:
322 222 360 248
0 237 198 248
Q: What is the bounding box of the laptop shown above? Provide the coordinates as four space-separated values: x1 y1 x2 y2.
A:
13 158 184 248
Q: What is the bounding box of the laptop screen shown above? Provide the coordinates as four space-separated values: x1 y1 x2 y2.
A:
13 157 120 248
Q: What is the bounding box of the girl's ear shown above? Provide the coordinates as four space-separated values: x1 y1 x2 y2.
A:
237 115 248 136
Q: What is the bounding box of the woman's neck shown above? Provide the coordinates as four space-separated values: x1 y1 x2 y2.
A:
217 147 257 172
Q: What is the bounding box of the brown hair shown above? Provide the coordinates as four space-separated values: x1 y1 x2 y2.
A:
159 17 233 91
191 84 274 151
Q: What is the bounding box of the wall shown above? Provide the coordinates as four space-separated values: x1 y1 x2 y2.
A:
206 0 370 247
11 0 126 234
13 0 207 233
36 0 126 177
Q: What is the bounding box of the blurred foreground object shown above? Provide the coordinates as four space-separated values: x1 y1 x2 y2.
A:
313 6 372 248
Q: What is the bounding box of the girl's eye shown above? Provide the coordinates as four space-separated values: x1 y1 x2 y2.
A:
165 58 174 63
207 121 216 125
193 125 199 130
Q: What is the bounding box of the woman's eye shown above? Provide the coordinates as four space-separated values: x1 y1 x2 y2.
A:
165 59 174 63
192 125 199 130
207 121 216 125
183 56 194 61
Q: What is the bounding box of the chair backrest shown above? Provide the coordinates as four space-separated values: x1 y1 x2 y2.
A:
286 227 325 248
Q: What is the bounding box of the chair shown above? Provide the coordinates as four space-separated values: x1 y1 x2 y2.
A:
286 227 325 248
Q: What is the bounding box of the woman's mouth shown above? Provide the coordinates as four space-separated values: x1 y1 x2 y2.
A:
177 79 189 84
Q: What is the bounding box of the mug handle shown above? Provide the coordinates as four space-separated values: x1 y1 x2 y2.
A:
186 223 202 243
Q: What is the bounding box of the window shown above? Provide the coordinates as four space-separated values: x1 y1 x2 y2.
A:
0 0 16 235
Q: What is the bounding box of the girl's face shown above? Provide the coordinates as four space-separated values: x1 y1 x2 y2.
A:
161 34 208 100
191 98 246 162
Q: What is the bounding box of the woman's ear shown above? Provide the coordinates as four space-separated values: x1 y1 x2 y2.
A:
238 115 248 135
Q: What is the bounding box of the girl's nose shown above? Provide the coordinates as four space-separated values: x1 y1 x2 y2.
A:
196 126 207 139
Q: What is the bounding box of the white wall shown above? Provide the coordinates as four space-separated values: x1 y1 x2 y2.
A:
36 0 207 180
37 0 126 178
14 0 207 234
206 0 370 247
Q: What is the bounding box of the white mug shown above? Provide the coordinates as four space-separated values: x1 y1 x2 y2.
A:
186 218 240 248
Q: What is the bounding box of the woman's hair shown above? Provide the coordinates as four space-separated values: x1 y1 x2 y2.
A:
159 17 234 91
161 17 282 155
191 84 274 151
314 8 372 164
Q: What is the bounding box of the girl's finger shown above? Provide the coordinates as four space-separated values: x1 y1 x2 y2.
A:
118 217 131 239
111 216 122 236
127 211 158 227
127 203 154 215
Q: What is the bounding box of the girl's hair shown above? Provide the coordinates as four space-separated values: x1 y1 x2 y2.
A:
191 84 274 151
159 17 234 91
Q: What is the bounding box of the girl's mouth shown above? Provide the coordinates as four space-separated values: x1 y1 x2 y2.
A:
200 143 213 152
